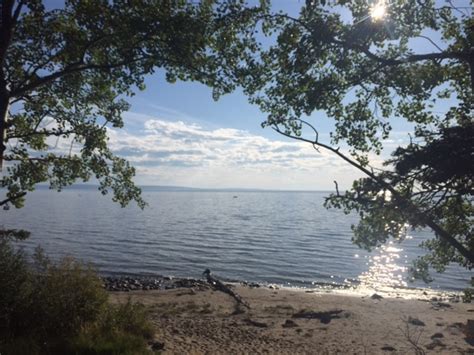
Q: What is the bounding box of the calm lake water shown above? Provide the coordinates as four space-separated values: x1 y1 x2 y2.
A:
1 187 471 291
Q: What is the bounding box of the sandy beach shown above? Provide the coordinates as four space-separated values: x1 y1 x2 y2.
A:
110 284 474 354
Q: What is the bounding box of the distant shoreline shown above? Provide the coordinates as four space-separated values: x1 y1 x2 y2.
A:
31 183 337 193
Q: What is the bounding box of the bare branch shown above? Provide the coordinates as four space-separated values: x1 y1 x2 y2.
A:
333 180 340 196
398 316 426 355
415 35 444 52
272 120 474 265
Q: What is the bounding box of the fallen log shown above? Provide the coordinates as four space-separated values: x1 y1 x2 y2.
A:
202 268 250 310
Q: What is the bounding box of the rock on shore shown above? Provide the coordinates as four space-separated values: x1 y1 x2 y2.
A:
102 275 209 292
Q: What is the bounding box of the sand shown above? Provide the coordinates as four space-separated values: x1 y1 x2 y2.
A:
110 285 474 354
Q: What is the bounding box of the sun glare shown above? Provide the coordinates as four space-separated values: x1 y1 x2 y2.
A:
370 0 387 21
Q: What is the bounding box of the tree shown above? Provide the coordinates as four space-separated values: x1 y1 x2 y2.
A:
2 0 471 282
0 0 266 212
233 0 473 279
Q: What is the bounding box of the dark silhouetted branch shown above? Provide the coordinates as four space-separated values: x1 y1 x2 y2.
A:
0 191 26 206
272 120 474 265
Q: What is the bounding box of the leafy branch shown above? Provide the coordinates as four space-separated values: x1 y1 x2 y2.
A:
272 118 473 265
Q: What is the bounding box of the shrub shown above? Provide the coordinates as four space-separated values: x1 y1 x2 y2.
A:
462 277 474 303
0 237 155 354
30 250 109 338
0 237 33 340
70 299 155 354
71 302 154 354
99 299 155 339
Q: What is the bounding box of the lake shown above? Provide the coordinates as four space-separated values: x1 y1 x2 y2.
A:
1 186 470 291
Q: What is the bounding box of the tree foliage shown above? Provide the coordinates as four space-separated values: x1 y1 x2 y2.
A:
1 0 471 281
0 0 267 210
232 0 473 277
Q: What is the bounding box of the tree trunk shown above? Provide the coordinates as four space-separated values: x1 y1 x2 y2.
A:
0 88 8 171
0 0 15 172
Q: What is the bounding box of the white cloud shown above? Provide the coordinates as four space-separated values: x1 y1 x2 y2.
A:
108 115 366 190
4 111 397 190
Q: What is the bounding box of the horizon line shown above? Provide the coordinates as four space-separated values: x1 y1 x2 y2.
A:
33 183 337 193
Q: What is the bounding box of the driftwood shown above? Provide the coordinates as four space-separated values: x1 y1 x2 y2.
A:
202 269 250 310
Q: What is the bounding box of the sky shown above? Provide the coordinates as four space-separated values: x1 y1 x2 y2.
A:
37 0 469 190
103 1 354 190
115 66 371 190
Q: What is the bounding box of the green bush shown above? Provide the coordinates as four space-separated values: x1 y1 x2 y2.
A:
462 277 474 303
0 237 155 354
0 237 33 340
71 299 155 354
31 251 109 338
99 299 155 339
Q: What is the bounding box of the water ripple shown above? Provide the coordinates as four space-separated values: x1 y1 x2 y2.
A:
2 189 471 290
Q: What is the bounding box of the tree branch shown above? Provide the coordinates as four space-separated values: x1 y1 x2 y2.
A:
7 128 77 140
0 191 26 206
343 40 465 66
333 180 340 196
0 0 15 66
415 35 444 52
12 0 24 23
14 33 114 93
272 13 468 65
272 121 474 265
11 56 148 98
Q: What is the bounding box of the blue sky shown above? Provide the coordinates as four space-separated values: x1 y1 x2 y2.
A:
40 0 469 190
102 1 364 190
115 67 371 190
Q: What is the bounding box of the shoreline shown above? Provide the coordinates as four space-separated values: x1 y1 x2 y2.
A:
109 283 474 354
102 274 464 303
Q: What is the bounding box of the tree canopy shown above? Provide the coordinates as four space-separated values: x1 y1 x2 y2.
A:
1 0 472 281
0 0 265 210
232 0 473 278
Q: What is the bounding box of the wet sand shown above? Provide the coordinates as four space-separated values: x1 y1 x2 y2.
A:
110 284 474 354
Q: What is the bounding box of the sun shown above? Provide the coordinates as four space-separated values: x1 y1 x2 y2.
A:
370 0 387 21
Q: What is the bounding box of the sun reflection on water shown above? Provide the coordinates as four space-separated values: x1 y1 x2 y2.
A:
358 241 408 289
